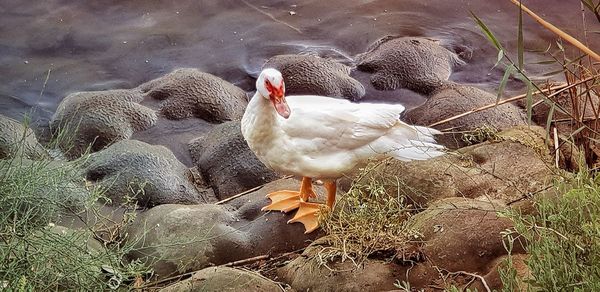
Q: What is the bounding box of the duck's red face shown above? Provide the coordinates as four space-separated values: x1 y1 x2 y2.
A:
265 79 290 119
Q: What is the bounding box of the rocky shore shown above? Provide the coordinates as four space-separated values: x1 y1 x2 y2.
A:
0 36 568 291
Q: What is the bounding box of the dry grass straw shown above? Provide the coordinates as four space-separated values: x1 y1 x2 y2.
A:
468 1 600 167
318 160 421 266
515 0 600 167
469 2 600 291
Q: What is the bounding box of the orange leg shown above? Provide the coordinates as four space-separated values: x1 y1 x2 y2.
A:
288 180 337 234
261 177 316 213
325 181 336 209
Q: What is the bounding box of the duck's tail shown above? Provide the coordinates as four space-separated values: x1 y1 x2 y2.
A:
370 122 445 161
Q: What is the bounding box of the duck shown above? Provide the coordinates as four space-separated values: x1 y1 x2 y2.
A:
241 68 444 233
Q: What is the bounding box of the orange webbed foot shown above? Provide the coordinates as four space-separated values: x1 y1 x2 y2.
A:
262 177 334 234
262 177 316 213
288 202 325 234
261 190 302 213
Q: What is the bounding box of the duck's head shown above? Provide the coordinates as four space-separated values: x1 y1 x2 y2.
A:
257 68 290 119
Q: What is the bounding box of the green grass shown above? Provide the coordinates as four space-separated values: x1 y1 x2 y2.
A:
499 168 600 291
0 125 150 290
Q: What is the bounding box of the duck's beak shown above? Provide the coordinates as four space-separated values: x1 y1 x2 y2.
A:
270 86 290 119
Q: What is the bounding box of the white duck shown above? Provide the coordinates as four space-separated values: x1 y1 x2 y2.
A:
241 68 444 233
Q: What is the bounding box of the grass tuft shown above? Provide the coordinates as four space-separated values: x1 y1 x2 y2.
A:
0 123 151 290
461 125 500 145
319 161 420 266
499 168 600 291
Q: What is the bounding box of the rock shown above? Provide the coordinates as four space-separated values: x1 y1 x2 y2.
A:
356 36 463 94
523 91 595 170
50 89 157 159
160 267 281 292
356 126 556 207
557 138 582 171
468 254 531 292
138 68 248 122
263 54 365 100
399 198 528 291
0 115 48 159
408 198 524 272
396 198 527 291
278 238 400 292
279 198 526 292
403 83 528 148
48 225 104 255
189 121 279 200
83 140 214 207
227 177 327 247
126 178 323 279
126 204 244 278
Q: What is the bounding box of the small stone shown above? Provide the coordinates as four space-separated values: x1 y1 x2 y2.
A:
289 11 296 15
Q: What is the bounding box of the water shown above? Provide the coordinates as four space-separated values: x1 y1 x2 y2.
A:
1 0 598 165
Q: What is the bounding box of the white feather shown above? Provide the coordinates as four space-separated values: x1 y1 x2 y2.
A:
241 70 445 179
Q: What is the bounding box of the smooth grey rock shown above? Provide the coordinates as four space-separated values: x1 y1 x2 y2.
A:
159 267 281 292
50 89 157 159
263 54 365 100
126 178 323 279
0 115 48 159
356 36 463 94
83 140 214 207
138 68 248 122
189 121 279 200
403 83 527 148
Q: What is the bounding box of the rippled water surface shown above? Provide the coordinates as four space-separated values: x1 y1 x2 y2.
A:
1 0 598 164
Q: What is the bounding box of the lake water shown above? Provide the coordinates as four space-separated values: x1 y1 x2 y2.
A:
1 0 598 165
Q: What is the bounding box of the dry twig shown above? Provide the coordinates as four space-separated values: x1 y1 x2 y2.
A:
430 74 599 128
215 175 293 205
509 0 600 62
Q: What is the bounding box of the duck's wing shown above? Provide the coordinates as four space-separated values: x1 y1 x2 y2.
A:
282 95 406 151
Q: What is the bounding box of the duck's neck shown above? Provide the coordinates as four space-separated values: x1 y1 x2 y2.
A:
241 92 279 146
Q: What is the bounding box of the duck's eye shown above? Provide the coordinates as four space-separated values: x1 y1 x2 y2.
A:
265 80 273 91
